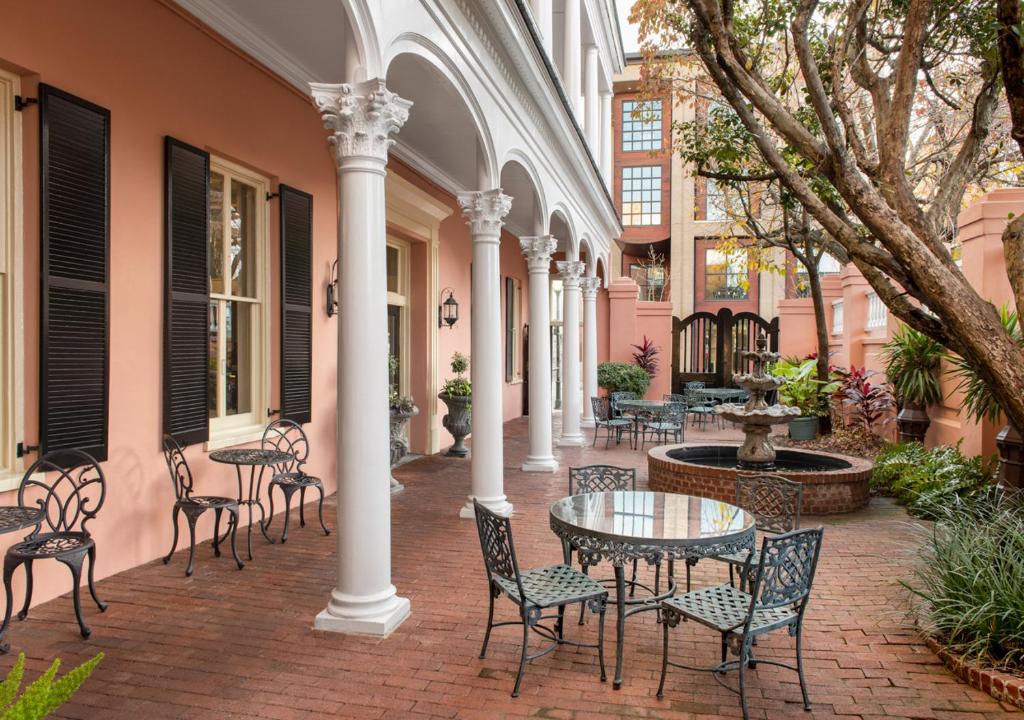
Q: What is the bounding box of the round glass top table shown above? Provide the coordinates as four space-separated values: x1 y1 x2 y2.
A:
550 491 755 688
209 448 293 560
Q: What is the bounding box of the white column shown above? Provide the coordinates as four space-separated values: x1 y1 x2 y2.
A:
520 236 559 472
563 0 582 120
600 90 613 188
584 46 600 150
458 189 514 518
557 260 585 446
580 275 599 428
310 79 411 636
531 0 553 56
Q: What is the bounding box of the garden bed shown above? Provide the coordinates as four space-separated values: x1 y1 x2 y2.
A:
926 637 1024 710
774 425 886 460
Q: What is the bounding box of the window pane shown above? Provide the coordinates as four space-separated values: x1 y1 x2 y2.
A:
388 304 401 393
386 246 399 294
225 300 253 416
705 248 748 300
209 173 224 295
621 99 663 152
230 180 257 297
620 165 662 226
208 300 219 418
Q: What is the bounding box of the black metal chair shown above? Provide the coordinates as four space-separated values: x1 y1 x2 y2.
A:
262 420 330 543
162 434 243 577
2 450 108 643
658 527 825 720
473 500 608 697
590 397 632 448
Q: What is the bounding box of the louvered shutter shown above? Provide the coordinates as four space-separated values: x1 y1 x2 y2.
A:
280 185 312 424
163 137 210 445
39 85 110 465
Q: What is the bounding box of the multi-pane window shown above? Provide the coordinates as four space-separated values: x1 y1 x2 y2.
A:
621 100 663 152
792 253 841 298
621 166 662 226
505 276 522 382
208 160 266 434
705 178 744 222
705 248 748 300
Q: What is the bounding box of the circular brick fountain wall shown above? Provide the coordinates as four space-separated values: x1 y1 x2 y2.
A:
648 444 873 515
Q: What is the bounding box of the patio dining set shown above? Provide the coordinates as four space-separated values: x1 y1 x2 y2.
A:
0 418 330 652
591 382 750 450
473 468 824 720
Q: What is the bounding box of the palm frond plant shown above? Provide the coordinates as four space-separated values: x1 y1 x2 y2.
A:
881 326 944 443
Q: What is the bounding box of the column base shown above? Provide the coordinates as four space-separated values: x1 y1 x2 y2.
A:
557 433 586 448
521 456 559 473
390 476 404 494
314 586 411 637
460 495 513 519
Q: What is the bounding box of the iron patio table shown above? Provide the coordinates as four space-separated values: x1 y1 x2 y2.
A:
0 507 43 537
615 399 678 448
209 448 293 561
550 491 755 688
696 387 749 403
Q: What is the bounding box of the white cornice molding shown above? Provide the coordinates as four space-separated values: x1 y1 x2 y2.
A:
390 141 464 197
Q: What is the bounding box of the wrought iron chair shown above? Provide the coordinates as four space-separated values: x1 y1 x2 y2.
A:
685 473 803 592
262 420 330 543
640 403 686 449
473 500 608 697
591 397 632 448
684 385 718 430
658 527 825 720
608 391 637 418
1 450 108 643
162 434 243 577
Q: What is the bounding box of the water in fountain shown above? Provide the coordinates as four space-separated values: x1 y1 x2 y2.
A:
713 332 800 469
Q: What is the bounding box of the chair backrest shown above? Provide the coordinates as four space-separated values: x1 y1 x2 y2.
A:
591 396 612 422
735 473 803 534
162 434 194 501
663 401 687 423
747 527 824 617
473 499 525 599
663 394 686 404
19 450 106 535
685 381 706 391
569 465 636 495
262 419 310 476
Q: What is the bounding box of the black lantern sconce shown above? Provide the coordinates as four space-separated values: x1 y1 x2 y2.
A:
438 287 459 329
326 260 339 318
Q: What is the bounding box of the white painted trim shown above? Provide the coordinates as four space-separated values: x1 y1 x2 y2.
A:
391 141 464 197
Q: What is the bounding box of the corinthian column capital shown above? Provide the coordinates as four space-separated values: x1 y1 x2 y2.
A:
579 276 600 299
556 260 586 287
519 236 557 272
310 79 412 165
458 189 512 238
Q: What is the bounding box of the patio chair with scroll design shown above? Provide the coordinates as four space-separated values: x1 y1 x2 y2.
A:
473 500 608 697
591 397 632 448
2 450 109 644
658 527 825 720
684 384 718 430
640 403 686 450
162 434 244 577
262 419 330 543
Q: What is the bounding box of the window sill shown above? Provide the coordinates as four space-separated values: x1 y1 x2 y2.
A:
204 424 266 452
507 378 524 386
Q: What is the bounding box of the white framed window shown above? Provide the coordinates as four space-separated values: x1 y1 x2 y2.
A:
0 69 24 488
621 99 663 152
386 237 410 397
505 276 523 383
621 165 662 226
207 157 269 447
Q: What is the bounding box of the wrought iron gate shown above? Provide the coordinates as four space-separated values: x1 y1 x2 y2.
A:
671 309 779 392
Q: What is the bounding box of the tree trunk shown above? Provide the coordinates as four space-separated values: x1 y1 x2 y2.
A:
805 265 830 381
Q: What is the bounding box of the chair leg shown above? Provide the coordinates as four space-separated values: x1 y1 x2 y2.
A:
597 598 607 682
229 508 244 570
657 610 670 699
512 609 530 698
796 622 811 711
212 508 223 558
163 505 180 565
16 560 32 621
578 564 590 625
58 553 91 639
556 604 565 640
738 644 751 720
721 633 728 663
280 487 295 544
86 546 107 612
184 509 200 577
0 557 23 652
315 484 330 535
299 486 307 528
630 559 638 597
265 484 276 531
480 591 495 659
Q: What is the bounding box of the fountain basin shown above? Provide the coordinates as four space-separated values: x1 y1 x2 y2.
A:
648 444 872 515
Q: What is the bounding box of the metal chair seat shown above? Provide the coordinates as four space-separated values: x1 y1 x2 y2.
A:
602 418 632 428
270 471 322 487
643 420 681 432
494 564 607 609
662 584 796 636
9 532 93 560
181 495 237 509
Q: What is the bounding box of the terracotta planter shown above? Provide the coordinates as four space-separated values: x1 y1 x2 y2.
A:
439 393 471 458
788 417 818 441
897 400 930 444
996 423 1024 492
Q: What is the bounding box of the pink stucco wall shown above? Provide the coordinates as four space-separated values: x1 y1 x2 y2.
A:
606 277 672 398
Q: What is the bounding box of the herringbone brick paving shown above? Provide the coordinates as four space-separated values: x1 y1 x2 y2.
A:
5 418 1019 718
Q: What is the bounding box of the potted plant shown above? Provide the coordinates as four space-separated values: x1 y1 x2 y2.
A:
597 361 651 398
388 354 418 491
948 305 1024 491
880 325 944 443
439 352 472 458
775 357 838 440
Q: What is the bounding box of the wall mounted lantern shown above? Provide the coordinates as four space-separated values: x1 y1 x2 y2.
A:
438 288 459 329
326 260 339 317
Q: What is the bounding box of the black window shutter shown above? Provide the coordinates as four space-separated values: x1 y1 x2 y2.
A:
39 84 111 465
280 185 313 425
163 137 210 445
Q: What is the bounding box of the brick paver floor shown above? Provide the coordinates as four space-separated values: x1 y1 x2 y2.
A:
6 418 1019 718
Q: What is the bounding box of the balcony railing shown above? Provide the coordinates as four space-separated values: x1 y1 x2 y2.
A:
865 291 888 330
831 300 844 335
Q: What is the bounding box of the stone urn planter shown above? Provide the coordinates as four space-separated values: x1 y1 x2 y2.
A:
788 416 818 441
389 405 419 492
996 423 1024 492
896 400 930 443
439 393 471 458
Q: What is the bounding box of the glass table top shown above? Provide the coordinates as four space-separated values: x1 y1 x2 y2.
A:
550 491 754 545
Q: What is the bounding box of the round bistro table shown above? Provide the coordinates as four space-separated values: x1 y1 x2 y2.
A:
209 448 293 561
0 506 44 652
550 491 755 688
615 399 678 449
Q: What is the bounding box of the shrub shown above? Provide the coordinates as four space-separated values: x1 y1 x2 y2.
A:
904 497 1024 672
597 362 650 398
0 652 103 719
872 442 996 516
774 357 837 417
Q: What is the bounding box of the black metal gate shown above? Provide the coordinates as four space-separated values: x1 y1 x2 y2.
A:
671 309 779 392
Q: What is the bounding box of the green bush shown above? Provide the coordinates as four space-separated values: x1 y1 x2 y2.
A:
871 442 996 516
904 498 1024 672
0 652 102 719
597 362 650 398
